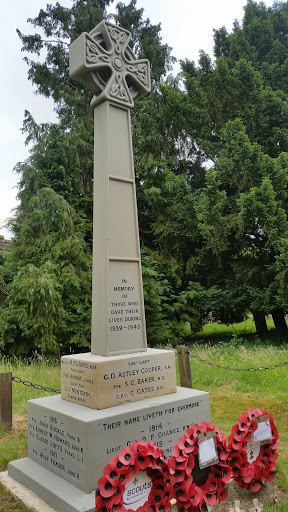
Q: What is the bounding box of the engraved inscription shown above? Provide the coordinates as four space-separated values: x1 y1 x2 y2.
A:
99 401 203 455
28 412 86 487
61 351 176 409
109 277 141 332
61 358 97 406
27 391 209 492
108 261 146 353
103 358 165 401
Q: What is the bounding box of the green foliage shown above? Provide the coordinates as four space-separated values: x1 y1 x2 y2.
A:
1 0 179 355
5 0 288 353
2 262 64 354
0 188 91 355
141 249 172 344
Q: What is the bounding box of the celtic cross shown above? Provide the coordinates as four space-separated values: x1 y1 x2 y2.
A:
69 20 151 108
69 21 151 356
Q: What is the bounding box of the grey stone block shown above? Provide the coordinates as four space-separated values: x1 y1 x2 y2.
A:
9 387 210 512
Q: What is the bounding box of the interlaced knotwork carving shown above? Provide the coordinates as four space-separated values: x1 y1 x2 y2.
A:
69 20 151 108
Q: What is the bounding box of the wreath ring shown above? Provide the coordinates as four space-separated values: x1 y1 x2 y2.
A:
227 408 279 492
168 421 231 511
96 440 172 512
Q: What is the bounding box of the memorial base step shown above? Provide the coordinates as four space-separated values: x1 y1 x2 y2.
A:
8 459 95 512
8 387 210 509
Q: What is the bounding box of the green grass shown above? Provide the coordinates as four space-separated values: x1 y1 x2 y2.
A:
0 481 34 512
176 340 288 507
0 354 61 415
194 317 275 339
0 343 287 511
186 342 288 400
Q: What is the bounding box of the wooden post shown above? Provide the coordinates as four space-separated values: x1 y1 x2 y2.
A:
0 372 12 429
177 346 193 388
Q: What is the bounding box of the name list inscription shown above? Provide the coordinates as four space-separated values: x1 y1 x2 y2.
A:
28 411 87 489
61 352 177 409
27 392 209 492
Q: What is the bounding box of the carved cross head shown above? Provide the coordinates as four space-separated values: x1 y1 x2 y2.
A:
69 20 151 108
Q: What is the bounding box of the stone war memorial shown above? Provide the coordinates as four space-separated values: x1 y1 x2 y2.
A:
8 20 211 512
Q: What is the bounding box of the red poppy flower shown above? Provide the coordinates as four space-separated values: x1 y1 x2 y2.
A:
187 483 202 507
227 409 279 492
178 437 196 456
238 412 253 429
169 422 230 511
218 487 228 504
168 456 188 472
96 493 111 510
201 477 218 495
119 446 136 466
98 476 118 497
97 440 171 512
172 444 189 461
168 471 186 485
242 467 254 483
185 426 197 438
203 491 217 506
230 424 247 442
251 480 261 492
268 472 275 483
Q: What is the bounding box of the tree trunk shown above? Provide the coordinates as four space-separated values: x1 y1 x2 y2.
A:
271 308 288 333
252 310 268 335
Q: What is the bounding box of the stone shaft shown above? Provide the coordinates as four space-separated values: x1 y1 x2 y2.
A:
91 101 147 356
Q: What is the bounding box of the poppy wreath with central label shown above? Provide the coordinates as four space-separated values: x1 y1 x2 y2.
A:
95 440 172 512
227 408 279 492
168 421 231 512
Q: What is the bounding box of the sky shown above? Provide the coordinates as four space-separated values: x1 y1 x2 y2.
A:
0 0 275 238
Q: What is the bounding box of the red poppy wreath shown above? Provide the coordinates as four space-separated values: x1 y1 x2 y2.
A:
168 421 231 512
95 440 172 512
227 408 279 492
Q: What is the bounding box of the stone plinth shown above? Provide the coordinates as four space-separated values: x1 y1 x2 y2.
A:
8 387 210 507
61 348 176 409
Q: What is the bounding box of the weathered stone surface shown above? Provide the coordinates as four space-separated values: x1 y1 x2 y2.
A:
61 349 176 409
69 20 151 108
11 387 210 496
7 462 95 512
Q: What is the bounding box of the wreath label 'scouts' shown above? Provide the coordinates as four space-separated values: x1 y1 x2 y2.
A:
123 471 152 510
96 440 172 512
